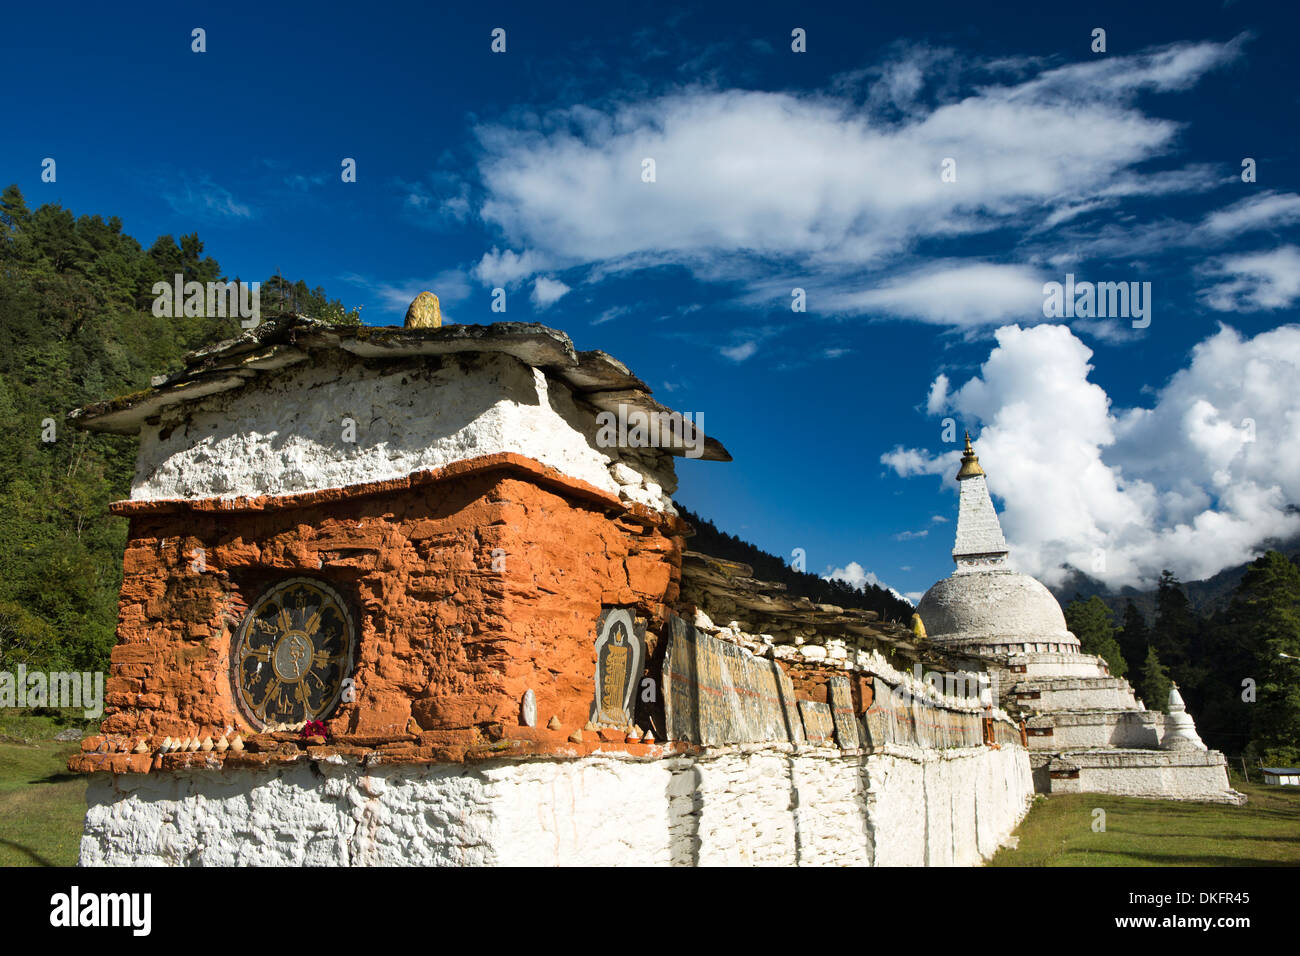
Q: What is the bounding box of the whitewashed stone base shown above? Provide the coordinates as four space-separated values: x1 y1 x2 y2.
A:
1017 677 1140 712
80 746 1033 867
1026 710 1164 750
1031 750 1245 805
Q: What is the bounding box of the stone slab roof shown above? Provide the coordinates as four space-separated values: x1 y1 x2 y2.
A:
66 315 731 461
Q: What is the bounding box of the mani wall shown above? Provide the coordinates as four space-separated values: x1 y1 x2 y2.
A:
70 317 1034 867
80 618 1033 866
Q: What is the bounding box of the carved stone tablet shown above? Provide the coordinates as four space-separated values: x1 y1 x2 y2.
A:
662 615 803 746
799 699 836 746
828 676 861 750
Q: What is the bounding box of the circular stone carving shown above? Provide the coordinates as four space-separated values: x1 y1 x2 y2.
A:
231 578 356 730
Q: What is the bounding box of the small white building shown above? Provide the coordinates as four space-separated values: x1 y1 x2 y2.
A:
1261 767 1300 786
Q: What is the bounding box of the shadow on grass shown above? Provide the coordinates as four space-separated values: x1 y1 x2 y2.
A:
0 836 62 868
32 768 81 786
1088 849 1294 867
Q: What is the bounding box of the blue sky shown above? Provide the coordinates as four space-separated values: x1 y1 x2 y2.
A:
5 0 1299 601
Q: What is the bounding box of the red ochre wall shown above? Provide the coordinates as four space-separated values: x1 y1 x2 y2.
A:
94 454 686 764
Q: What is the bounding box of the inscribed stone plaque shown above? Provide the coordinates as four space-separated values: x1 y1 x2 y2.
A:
798 699 836 746
589 607 645 727
828 675 861 750
662 616 803 746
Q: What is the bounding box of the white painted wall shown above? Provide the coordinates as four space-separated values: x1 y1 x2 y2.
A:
131 352 677 511
80 745 1034 867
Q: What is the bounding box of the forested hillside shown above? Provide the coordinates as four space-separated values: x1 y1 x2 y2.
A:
676 504 915 623
1061 555 1300 766
0 185 359 674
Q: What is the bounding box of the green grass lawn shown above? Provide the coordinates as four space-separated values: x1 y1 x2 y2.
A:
0 713 91 867
990 780 1300 866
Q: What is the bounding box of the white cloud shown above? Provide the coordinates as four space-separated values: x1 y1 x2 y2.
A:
164 175 253 220
894 529 929 540
825 561 913 605
471 247 551 287
1199 246 1300 312
470 39 1242 319
720 340 759 362
592 305 631 326
881 445 958 478
883 322 1300 588
820 262 1046 325
1201 192 1300 237
926 373 950 414
530 276 570 308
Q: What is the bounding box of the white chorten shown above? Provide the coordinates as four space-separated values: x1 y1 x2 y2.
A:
916 434 1079 657
1161 684 1208 751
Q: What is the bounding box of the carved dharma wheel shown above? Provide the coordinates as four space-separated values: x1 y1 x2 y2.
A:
231 578 356 730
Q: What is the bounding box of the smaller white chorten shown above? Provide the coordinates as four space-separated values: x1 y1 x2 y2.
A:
1161 683 1208 751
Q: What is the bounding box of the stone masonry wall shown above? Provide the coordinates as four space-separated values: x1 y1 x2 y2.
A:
92 456 684 765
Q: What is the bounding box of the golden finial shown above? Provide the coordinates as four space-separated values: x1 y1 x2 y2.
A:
404 291 442 329
956 431 985 480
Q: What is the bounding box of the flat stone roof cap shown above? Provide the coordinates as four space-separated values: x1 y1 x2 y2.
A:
67 315 731 461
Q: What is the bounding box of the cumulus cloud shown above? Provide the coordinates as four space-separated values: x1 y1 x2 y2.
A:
1199 246 1300 312
884 323 1300 588
530 276 570 308
926 374 950 415
471 247 551 288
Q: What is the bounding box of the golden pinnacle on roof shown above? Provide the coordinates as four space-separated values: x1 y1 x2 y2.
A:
404 290 442 329
956 431 985 480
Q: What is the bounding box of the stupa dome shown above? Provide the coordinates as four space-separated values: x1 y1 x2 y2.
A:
916 569 1077 652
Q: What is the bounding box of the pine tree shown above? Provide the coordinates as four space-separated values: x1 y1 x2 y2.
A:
1153 570 1195 672
1231 552 1300 766
1117 600 1149 677
1064 595 1128 677
1138 645 1172 712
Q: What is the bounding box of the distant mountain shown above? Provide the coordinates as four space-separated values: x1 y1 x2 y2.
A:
1050 533 1300 619
676 504 915 624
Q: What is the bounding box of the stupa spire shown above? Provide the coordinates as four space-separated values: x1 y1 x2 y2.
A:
951 432 1009 571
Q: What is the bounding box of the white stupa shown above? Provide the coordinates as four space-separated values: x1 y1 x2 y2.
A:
1162 683 1208 751
917 434 1079 658
915 433 1243 804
